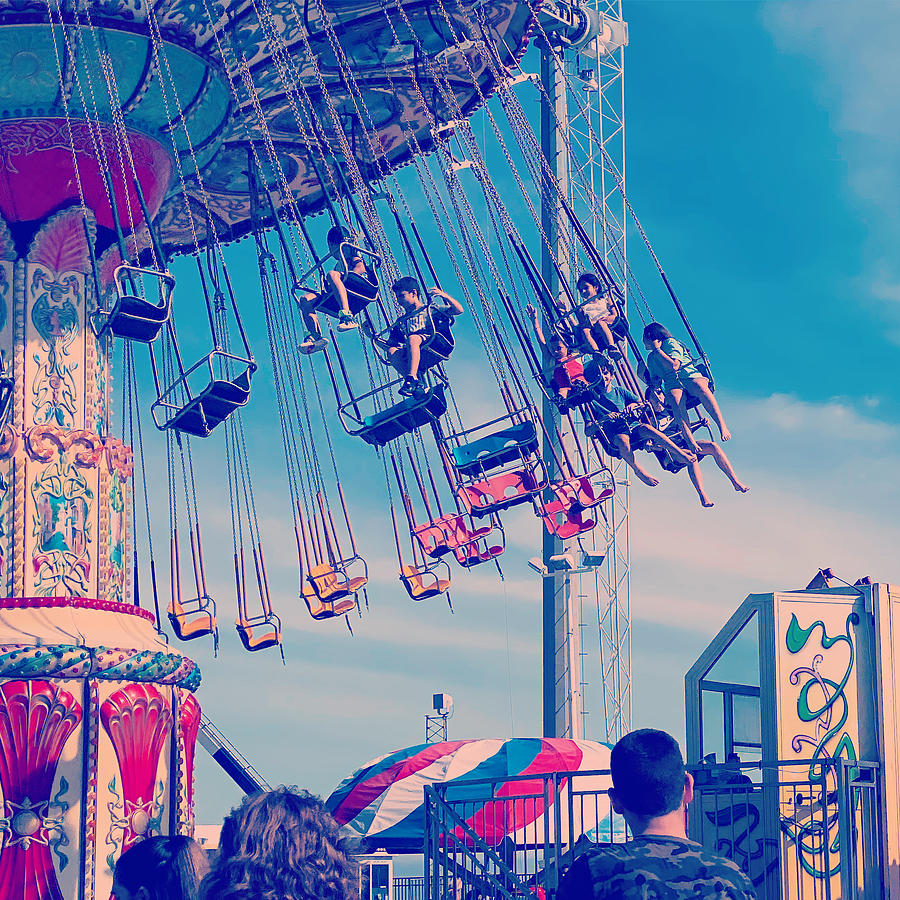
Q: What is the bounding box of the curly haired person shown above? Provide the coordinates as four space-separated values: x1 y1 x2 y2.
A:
200 787 357 900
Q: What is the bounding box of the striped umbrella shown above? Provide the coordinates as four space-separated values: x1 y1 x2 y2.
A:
326 738 612 852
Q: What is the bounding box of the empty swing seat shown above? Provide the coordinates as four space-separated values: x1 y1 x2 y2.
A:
168 596 217 641
453 540 505 568
236 615 282 652
94 265 174 343
451 422 538 475
538 498 597 540
413 514 496 559
302 578 356 620
308 562 368 602
166 370 253 438
400 563 451 601
355 384 447 447
458 468 542 518
553 473 615 510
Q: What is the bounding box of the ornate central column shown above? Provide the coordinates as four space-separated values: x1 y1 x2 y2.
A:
0 119 202 900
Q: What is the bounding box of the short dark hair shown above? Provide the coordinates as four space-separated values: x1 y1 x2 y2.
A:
115 835 207 900
610 729 685 817
327 225 353 245
642 322 672 344
576 273 603 291
392 276 419 295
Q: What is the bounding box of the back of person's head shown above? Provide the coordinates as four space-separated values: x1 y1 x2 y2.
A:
113 835 208 900
610 728 686 817
642 322 672 344
327 225 353 246
201 787 357 900
392 276 419 296
576 273 602 292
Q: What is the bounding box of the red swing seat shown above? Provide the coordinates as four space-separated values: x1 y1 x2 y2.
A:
551 472 615 510
412 513 495 558
453 540 505 568
538 498 597 539
457 468 542 518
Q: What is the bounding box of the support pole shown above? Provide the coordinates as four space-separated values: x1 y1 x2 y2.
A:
540 37 583 741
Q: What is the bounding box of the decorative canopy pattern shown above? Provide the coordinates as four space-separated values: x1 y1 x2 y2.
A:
0 0 536 252
326 737 611 852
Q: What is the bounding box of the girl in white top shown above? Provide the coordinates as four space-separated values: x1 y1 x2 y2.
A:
642 322 731 453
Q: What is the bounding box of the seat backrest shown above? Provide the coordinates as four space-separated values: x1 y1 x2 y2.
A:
309 563 340 588
451 422 537 472
414 521 452 555
460 469 539 512
207 377 252 405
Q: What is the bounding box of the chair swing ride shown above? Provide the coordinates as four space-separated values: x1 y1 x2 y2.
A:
22 0 729 658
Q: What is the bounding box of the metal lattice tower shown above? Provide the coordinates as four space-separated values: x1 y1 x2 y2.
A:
580 0 631 745
540 0 630 744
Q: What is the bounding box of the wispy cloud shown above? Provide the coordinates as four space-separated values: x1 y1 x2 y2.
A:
736 392 897 442
761 2 900 332
631 390 900 619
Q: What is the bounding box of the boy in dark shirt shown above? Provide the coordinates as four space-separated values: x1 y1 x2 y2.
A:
380 277 463 396
591 366 694 487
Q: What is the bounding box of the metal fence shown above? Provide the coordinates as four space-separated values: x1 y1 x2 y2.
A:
691 758 883 900
395 876 426 900
423 760 884 900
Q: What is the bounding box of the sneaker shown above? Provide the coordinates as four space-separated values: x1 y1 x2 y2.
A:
299 333 328 354
606 346 623 361
398 376 418 397
337 313 359 331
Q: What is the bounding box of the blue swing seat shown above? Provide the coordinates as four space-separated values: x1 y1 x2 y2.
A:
356 384 447 447
450 421 538 475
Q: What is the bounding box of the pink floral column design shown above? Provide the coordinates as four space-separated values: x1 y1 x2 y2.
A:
178 692 202 833
0 680 82 900
99 684 171 855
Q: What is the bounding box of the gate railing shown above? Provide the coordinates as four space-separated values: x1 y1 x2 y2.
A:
394 876 425 900
423 760 884 900
690 758 884 900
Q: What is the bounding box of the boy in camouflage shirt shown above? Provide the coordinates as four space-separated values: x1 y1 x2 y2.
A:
558 730 756 899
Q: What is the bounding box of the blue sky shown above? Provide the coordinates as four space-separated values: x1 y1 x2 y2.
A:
139 0 900 829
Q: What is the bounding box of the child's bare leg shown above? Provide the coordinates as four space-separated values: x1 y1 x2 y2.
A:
666 388 703 454
299 293 322 338
325 269 351 316
387 346 407 377
637 424 696 463
407 333 424 379
686 460 714 507
687 378 731 441
696 440 749 492
613 433 659 487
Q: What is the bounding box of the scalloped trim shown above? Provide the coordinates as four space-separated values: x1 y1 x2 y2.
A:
0 595 156 622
